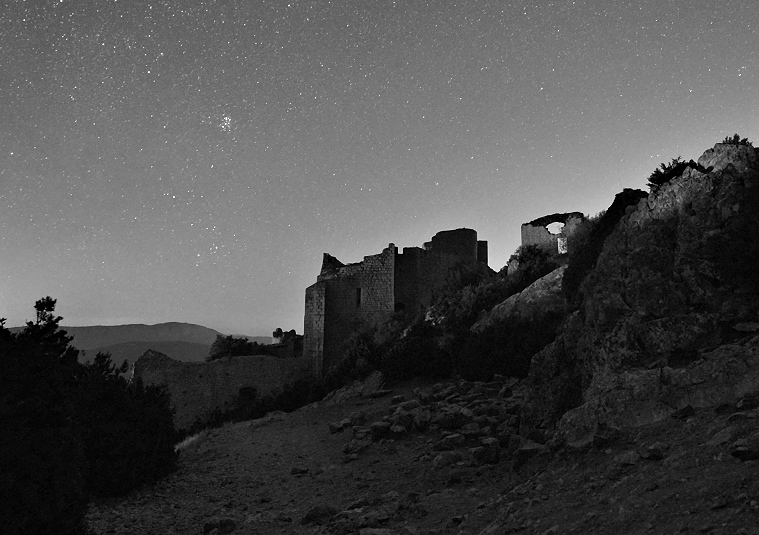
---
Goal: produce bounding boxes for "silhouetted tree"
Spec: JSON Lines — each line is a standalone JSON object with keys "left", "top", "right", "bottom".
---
{"left": 1, "top": 298, "right": 178, "bottom": 533}
{"left": 722, "top": 134, "right": 754, "bottom": 147}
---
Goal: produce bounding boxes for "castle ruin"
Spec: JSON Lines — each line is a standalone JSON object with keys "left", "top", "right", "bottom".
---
{"left": 304, "top": 228, "right": 488, "bottom": 376}
{"left": 521, "top": 212, "right": 585, "bottom": 255}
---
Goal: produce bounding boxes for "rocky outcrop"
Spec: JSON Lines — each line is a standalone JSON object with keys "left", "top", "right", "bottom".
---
{"left": 525, "top": 142, "right": 759, "bottom": 440}
{"left": 470, "top": 266, "right": 568, "bottom": 333}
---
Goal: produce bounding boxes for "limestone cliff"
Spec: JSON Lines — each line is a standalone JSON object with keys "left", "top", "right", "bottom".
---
{"left": 524, "top": 142, "right": 759, "bottom": 443}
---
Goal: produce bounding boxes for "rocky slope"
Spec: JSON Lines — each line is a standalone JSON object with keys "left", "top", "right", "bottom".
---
{"left": 525, "top": 142, "right": 759, "bottom": 444}
{"left": 86, "top": 373, "right": 759, "bottom": 534}
{"left": 85, "top": 142, "right": 759, "bottom": 534}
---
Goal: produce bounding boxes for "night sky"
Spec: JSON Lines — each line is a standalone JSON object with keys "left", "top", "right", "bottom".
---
{"left": 2, "top": 0, "right": 757, "bottom": 336}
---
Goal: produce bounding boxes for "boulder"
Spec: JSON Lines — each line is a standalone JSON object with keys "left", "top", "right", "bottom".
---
{"left": 370, "top": 421, "right": 392, "bottom": 441}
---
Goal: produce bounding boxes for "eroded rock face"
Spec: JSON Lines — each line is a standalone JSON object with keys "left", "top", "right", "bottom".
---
{"left": 525, "top": 142, "right": 759, "bottom": 437}
{"left": 470, "top": 266, "right": 568, "bottom": 333}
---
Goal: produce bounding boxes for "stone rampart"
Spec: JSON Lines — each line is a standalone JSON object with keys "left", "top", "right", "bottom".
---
{"left": 133, "top": 350, "right": 311, "bottom": 430}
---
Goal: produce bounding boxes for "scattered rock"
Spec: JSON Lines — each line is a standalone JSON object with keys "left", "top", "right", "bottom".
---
{"left": 203, "top": 518, "right": 236, "bottom": 534}
{"left": 434, "top": 433, "right": 465, "bottom": 451}
{"left": 471, "top": 437, "right": 500, "bottom": 464}
{"left": 642, "top": 442, "right": 668, "bottom": 460}
{"left": 432, "top": 450, "right": 465, "bottom": 469}
{"left": 730, "top": 437, "right": 759, "bottom": 461}
{"left": 706, "top": 427, "right": 736, "bottom": 447}
{"left": 672, "top": 405, "right": 696, "bottom": 420}
{"left": 389, "top": 424, "right": 408, "bottom": 439}
{"left": 351, "top": 411, "right": 369, "bottom": 426}
{"left": 301, "top": 505, "right": 339, "bottom": 526}
{"left": 413, "top": 410, "right": 432, "bottom": 432}
{"left": 371, "top": 421, "right": 392, "bottom": 441}
{"left": 513, "top": 439, "right": 548, "bottom": 469}
{"left": 344, "top": 438, "right": 371, "bottom": 455}
{"left": 615, "top": 450, "right": 639, "bottom": 466}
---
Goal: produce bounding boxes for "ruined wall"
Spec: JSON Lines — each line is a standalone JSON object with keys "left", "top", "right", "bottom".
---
{"left": 304, "top": 229, "right": 489, "bottom": 375}
{"left": 520, "top": 212, "right": 586, "bottom": 255}
{"left": 477, "top": 240, "right": 488, "bottom": 265}
{"left": 318, "top": 246, "right": 395, "bottom": 373}
{"left": 303, "top": 281, "right": 326, "bottom": 376}
{"left": 133, "top": 350, "right": 311, "bottom": 430}
{"left": 395, "top": 228, "right": 486, "bottom": 315}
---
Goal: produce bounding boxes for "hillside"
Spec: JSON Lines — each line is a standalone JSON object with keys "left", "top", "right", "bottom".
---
{"left": 85, "top": 139, "right": 759, "bottom": 534}
{"left": 86, "top": 375, "right": 759, "bottom": 534}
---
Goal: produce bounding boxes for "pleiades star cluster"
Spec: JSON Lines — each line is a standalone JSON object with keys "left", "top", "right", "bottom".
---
{"left": 1, "top": 0, "right": 757, "bottom": 334}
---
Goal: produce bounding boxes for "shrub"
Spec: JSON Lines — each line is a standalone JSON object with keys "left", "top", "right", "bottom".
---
{"left": 0, "top": 298, "right": 180, "bottom": 533}
{"left": 379, "top": 320, "right": 452, "bottom": 380}
{"left": 207, "top": 334, "right": 273, "bottom": 361}
{"left": 505, "top": 244, "right": 560, "bottom": 289}
{"left": 722, "top": 133, "right": 754, "bottom": 146}
{"left": 647, "top": 157, "right": 711, "bottom": 192}
{"left": 0, "top": 314, "right": 90, "bottom": 535}
{"left": 74, "top": 352, "right": 177, "bottom": 497}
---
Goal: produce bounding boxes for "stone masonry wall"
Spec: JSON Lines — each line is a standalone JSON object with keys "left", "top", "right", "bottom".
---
{"left": 397, "top": 228, "right": 483, "bottom": 314}
{"left": 304, "top": 229, "right": 489, "bottom": 376}
{"left": 520, "top": 212, "right": 586, "bottom": 255}
{"left": 319, "top": 246, "right": 395, "bottom": 373}
{"left": 133, "top": 350, "right": 311, "bottom": 430}
{"left": 303, "top": 281, "right": 326, "bottom": 376}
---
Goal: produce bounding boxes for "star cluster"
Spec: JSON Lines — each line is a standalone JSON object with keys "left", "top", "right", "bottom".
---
{"left": 2, "top": 0, "right": 757, "bottom": 334}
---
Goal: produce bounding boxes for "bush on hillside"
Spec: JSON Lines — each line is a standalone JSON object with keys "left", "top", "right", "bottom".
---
{"left": 0, "top": 307, "right": 90, "bottom": 535}
{"left": 647, "top": 157, "right": 711, "bottom": 192}
{"left": 207, "top": 334, "right": 273, "bottom": 361}
{"left": 74, "top": 352, "right": 177, "bottom": 497}
{"left": 722, "top": 133, "right": 754, "bottom": 146}
{"left": 505, "top": 244, "right": 559, "bottom": 286}
{"left": 0, "top": 298, "right": 179, "bottom": 533}
{"left": 379, "top": 320, "right": 452, "bottom": 380}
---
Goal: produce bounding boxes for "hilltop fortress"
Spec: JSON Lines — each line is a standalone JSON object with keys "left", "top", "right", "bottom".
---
{"left": 132, "top": 222, "right": 584, "bottom": 429}
{"left": 134, "top": 217, "right": 584, "bottom": 429}
{"left": 304, "top": 228, "right": 489, "bottom": 376}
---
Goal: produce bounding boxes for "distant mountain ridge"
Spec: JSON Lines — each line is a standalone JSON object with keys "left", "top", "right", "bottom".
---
{"left": 82, "top": 341, "right": 213, "bottom": 365}
{"left": 8, "top": 322, "right": 271, "bottom": 365}
{"left": 59, "top": 322, "right": 222, "bottom": 349}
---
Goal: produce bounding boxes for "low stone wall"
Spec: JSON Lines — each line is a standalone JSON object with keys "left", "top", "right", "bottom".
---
{"left": 132, "top": 350, "right": 312, "bottom": 430}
